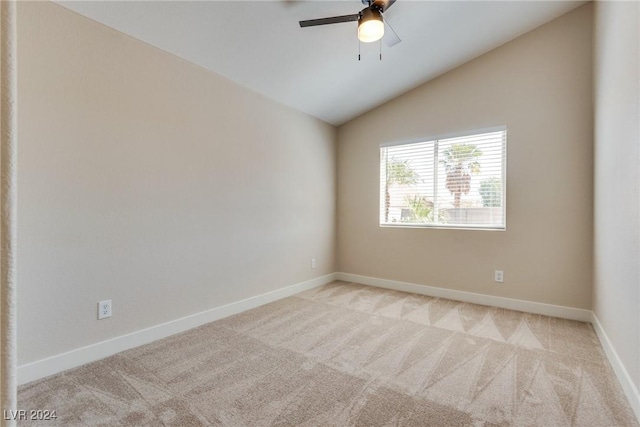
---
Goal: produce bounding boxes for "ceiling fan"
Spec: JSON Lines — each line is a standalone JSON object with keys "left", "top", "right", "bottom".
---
{"left": 299, "top": 0, "right": 401, "bottom": 47}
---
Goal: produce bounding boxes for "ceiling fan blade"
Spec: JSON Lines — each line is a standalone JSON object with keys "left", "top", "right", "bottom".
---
{"left": 299, "top": 14, "right": 359, "bottom": 28}
{"left": 383, "top": 17, "right": 401, "bottom": 47}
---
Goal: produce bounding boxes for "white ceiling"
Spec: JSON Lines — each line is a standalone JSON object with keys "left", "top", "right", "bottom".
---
{"left": 57, "top": 0, "right": 586, "bottom": 126}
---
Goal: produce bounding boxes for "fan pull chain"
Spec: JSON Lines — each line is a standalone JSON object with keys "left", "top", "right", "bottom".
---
{"left": 379, "top": 39, "right": 382, "bottom": 61}
{"left": 358, "top": 38, "right": 361, "bottom": 61}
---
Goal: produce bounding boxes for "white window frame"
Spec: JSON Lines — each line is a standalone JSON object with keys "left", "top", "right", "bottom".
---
{"left": 380, "top": 126, "right": 507, "bottom": 231}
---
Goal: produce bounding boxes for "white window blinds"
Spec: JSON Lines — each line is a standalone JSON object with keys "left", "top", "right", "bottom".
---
{"left": 380, "top": 128, "right": 506, "bottom": 230}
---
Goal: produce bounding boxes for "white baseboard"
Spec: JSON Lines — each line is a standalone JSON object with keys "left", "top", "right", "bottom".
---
{"left": 17, "top": 271, "right": 639, "bottom": 424}
{"left": 336, "top": 272, "right": 639, "bottom": 422}
{"left": 335, "top": 272, "right": 592, "bottom": 322}
{"left": 591, "top": 312, "right": 640, "bottom": 421}
{"left": 18, "top": 273, "right": 336, "bottom": 385}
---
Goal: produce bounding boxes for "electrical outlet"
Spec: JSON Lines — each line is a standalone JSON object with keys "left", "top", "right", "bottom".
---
{"left": 311, "top": 258, "right": 317, "bottom": 269}
{"left": 98, "top": 299, "right": 112, "bottom": 320}
{"left": 494, "top": 270, "right": 504, "bottom": 283}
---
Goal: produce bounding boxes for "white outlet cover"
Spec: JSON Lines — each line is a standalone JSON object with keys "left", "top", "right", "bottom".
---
{"left": 98, "top": 299, "right": 112, "bottom": 320}
{"left": 494, "top": 270, "right": 504, "bottom": 283}
{"left": 311, "top": 258, "right": 316, "bottom": 268}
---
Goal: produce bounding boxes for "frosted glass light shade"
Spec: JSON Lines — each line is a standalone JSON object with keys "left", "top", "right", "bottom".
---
{"left": 358, "top": 9, "right": 384, "bottom": 43}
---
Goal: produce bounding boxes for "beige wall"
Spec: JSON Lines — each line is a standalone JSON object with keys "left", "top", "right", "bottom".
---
{"left": 337, "top": 5, "right": 593, "bottom": 309}
{"left": 17, "top": 0, "right": 619, "bottom": 377}
{"left": 17, "top": 2, "right": 336, "bottom": 365}
{"left": 593, "top": 0, "right": 640, "bottom": 390}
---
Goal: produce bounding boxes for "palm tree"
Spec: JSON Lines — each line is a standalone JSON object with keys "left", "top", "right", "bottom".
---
{"left": 441, "top": 143, "right": 482, "bottom": 208}
{"left": 384, "top": 158, "right": 418, "bottom": 222}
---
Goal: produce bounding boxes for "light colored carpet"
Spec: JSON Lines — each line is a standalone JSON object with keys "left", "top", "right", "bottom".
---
{"left": 18, "top": 281, "right": 638, "bottom": 426}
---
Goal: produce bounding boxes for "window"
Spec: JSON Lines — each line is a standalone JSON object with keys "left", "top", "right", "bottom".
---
{"left": 380, "top": 128, "right": 506, "bottom": 230}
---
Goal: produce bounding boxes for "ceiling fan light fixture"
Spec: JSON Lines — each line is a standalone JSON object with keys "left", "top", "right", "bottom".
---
{"left": 358, "top": 8, "right": 384, "bottom": 43}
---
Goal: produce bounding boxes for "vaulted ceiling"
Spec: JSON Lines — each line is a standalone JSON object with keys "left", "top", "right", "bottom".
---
{"left": 57, "top": 1, "right": 586, "bottom": 126}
